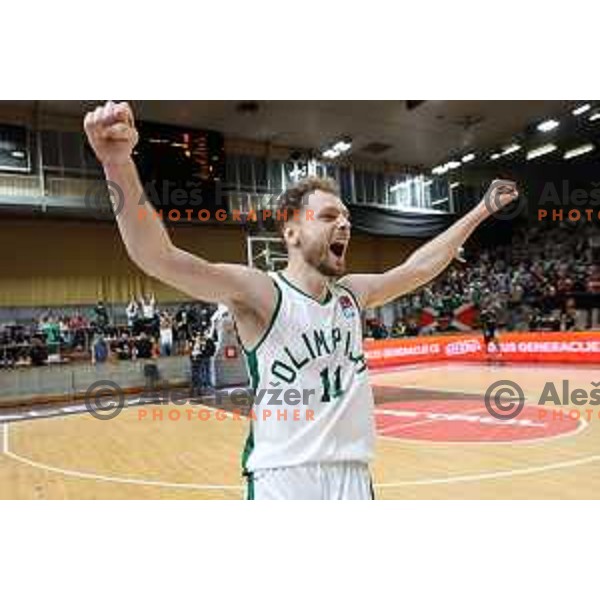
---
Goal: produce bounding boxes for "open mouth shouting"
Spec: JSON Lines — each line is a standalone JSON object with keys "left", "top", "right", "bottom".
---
{"left": 328, "top": 239, "right": 349, "bottom": 263}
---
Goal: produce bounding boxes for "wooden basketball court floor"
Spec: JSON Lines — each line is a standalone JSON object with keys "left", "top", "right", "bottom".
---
{"left": 2, "top": 362, "right": 600, "bottom": 499}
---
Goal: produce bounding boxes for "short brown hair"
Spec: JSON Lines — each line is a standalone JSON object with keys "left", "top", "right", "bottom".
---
{"left": 276, "top": 176, "right": 340, "bottom": 233}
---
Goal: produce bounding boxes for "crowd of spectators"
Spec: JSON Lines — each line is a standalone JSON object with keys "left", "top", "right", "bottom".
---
{"left": 1, "top": 312, "right": 92, "bottom": 368}
{"left": 366, "top": 220, "right": 599, "bottom": 338}
{"left": 0, "top": 295, "right": 217, "bottom": 369}
{"left": 3, "top": 221, "right": 598, "bottom": 360}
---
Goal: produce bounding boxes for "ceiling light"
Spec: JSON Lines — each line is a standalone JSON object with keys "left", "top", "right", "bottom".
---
{"left": 490, "top": 153, "right": 501, "bottom": 160}
{"left": 322, "top": 149, "right": 340, "bottom": 159}
{"left": 526, "top": 143, "right": 557, "bottom": 160}
{"left": 332, "top": 141, "right": 352, "bottom": 153}
{"left": 589, "top": 113, "right": 600, "bottom": 122}
{"left": 461, "top": 153, "right": 475, "bottom": 163}
{"left": 501, "top": 144, "right": 521, "bottom": 156}
{"left": 563, "top": 143, "right": 595, "bottom": 160}
{"left": 572, "top": 104, "right": 591, "bottom": 116}
{"left": 537, "top": 119, "right": 559, "bottom": 132}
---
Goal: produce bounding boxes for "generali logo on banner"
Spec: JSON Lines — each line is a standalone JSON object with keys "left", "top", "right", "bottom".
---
{"left": 364, "top": 332, "right": 600, "bottom": 368}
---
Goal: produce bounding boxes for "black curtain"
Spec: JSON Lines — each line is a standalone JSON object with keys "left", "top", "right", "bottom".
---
{"left": 349, "top": 205, "right": 455, "bottom": 239}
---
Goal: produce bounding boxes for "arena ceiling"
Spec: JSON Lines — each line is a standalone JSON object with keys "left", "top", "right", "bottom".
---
{"left": 5, "top": 100, "right": 575, "bottom": 168}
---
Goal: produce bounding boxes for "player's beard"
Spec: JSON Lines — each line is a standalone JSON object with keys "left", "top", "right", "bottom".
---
{"left": 317, "top": 255, "right": 345, "bottom": 277}
{"left": 303, "top": 241, "right": 346, "bottom": 277}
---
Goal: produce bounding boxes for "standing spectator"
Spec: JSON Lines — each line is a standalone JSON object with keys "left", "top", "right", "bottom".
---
{"left": 91, "top": 332, "right": 110, "bottom": 365}
{"left": 29, "top": 335, "right": 48, "bottom": 367}
{"left": 41, "top": 316, "right": 61, "bottom": 355}
{"left": 126, "top": 296, "right": 139, "bottom": 329}
{"left": 190, "top": 332, "right": 203, "bottom": 395}
{"left": 59, "top": 316, "right": 71, "bottom": 348}
{"left": 159, "top": 311, "right": 174, "bottom": 356}
{"left": 140, "top": 293, "right": 157, "bottom": 336}
{"left": 175, "top": 304, "right": 190, "bottom": 354}
{"left": 190, "top": 331, "right": 215, "bottom": 393}
{"left": 69, "top": 311, "right": 88, "bottom": 351}
{"left": 140, "top": 293, "right": 156, "bottom": 320}
{"left": 94, "top": 300, "right": 109, "bottom": 332}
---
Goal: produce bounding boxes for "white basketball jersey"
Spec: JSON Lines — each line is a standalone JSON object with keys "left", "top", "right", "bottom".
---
{"left": 240, "top": 272, "right": 375, "bottom": 473}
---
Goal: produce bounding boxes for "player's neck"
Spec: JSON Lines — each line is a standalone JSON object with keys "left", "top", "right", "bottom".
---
{"left": 282, "top": 261, "right": 330, "bottom": 302}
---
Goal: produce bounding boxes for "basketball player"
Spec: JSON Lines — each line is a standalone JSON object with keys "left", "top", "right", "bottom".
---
{"left": 84, "top": 101, "right": 519, "bottom": 500}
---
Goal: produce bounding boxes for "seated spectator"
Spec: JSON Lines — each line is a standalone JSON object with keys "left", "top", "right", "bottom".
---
{"left": 115, "top": 332, "right": 132, "bottom": 360}
{"left": 371, "top": 320, "right": 388, "bottom": 340}
{"left": 560, "top": 298, "right": 578, "bottom": 331}
{"left": 561, "top": 309, "right": 577, "bottom": 331}
{"left": 587, "top": 266, "right": 600, "bottom": 293}
{"left": 404, "top": 319, "right": 420, "bottom": 337}
{"left": 29, "top": 336, "right": 48, "bottom": 367}
{"left": 390, "top": 318, "right": 406, "bottom": 338}
{"left": 133, "top": 332, "right": 153, "bottom": 360}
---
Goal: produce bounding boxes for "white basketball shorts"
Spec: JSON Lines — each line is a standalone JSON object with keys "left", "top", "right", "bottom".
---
{"left": 245, "top": 461, "right": 375, "bottom": 500}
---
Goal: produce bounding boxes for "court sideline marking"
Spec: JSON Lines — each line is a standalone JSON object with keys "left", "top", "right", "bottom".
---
{"left": 3, "top": 419, "right": 600, "bottom": 492}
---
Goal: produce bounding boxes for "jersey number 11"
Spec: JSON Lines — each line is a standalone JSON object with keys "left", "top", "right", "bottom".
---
{"left": 319, "top": 365, "right": 344, "bottom": 402}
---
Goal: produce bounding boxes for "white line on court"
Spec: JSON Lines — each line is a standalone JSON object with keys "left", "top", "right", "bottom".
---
{"left": 3, "top": 419, "right": 599, "bottom": 492}
{"left": 375, "top": 453, "right": 600, "bottom": 488}
{"left": 2, "top": 421, "right": 243, "bottom": 492}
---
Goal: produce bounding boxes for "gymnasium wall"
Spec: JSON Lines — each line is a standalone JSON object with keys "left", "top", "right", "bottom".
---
{"left": 0, "top": 218, "right": 421, "bottom": 307}
{"left": 0, "top": 219, "right": 246, "bottom": 307}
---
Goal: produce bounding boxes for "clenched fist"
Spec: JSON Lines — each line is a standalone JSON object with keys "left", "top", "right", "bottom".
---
{"left": 84, "top": 101, "right": 139, "bottom": 166}
{"left": 482, "top": 179, "right": 519, "bottom": 214}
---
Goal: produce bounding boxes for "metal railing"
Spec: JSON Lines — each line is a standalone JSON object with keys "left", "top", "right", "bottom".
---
{"left": 0, "top": 156, "right": 454, "bottom": 215}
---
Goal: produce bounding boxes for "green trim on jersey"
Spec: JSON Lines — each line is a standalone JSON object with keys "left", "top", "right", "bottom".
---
{"left": 278, "top": 272, "right": 333, "bottom": 305}
{"left": 241, "top": 356, "right": 258, "bottom": 480}
{"left": 241, "top": 424, "right": 254, "bottom": 474}
{"left": 246, "top": 474, "right": 255, "bottom": 500}
{"left": 245, "top": 350, "right": 260, "bottom": 392}
{"left": 240, "top": 277, "right": 282, "bottom": 484}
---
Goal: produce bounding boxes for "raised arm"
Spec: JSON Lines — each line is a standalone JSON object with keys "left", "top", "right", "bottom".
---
{"left": 83, "top": 102, "right": 276, "bottom": 328}
{"left": 340, "top": 180, "right": 519, "bottom": 309}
